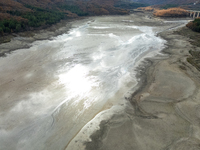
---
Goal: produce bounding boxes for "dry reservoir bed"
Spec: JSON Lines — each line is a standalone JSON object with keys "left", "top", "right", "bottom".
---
{"left": 0, "top": 12, "right": 199, "bottom": 150}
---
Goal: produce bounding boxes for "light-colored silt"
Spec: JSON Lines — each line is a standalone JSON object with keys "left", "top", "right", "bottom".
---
{"left": 0, "top": 14, "right": 188, "bottom": 150}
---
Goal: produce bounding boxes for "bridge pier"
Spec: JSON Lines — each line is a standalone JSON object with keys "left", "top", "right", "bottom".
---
{"left": 193, "top": 12, "right": 196, "bottom": 18}
{"left": 188, "top": 10, "right": 200, "bottom": 19}
{"left": 190, "top": 12, "right": 192, "bottom": 17}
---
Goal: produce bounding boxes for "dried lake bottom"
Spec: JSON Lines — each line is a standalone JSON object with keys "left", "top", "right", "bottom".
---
{"left": 0, "top": 13, "right": 198, "bottom": 150}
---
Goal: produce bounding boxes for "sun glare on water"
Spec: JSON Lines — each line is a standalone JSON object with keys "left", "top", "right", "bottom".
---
{"left": 76, "top": 31, "right": 81, "bottom": 37}
{"left": 58, "top": 65, "right": 97, "bottom": 99}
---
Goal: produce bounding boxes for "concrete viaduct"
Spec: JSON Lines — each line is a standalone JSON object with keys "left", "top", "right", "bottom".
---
{"left": 188, "top": 10, "right": 200, "bottom": 19}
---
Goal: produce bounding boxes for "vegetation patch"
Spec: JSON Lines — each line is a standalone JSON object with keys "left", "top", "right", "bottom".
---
{"left": 138, "top": 6, "right": 189, "bottom": 17}
{"left": 0, "top": 5, "right": 67, "bottom": 34}
{"left": 186, "top": 18, "right": 200, "bottom": 32}
{"left": 153, "top": 8, "right": 189, "bottom": 17}
{"left": 0, "top": 1, "right": 129, "bottom": 36}
{"left": 23, "top": 5, "right": 65, "bottom": 27}
{"left": 0, "top": 19, "right": 26, "bottom": 34}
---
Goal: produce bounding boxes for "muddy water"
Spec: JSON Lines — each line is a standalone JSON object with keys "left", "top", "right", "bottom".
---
{"left": 0, "top": 15, "right": 185, "bottom": 150}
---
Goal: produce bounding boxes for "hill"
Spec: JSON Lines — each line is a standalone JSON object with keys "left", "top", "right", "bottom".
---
{"left": 132, "top": 0, "right": 198, "bottom": 5}
{"left": 133, "top": 0, "right": 200, "bottom": 10}
{"left": 0, "top": 0, "right": 132, "bottom": 35}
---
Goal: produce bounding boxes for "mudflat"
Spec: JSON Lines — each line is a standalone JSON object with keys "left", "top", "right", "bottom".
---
{"left": 0, "top": 11, "right": 200, "bottom": 150}
{"left": 82, "top": 16, "right": 200, "bottom": 150}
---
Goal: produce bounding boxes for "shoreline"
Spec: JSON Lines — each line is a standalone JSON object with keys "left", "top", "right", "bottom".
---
{"left": 0, "top": 11, "right": 191, "bottom": 56}
{"left": 0, "top": 17, "right": 87, "bottom": 44}
{"left": 0, "top": 17, "right": 90, "bottom": 56}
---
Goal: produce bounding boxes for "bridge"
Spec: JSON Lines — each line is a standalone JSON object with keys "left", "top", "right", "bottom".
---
{"left": 187, "top": 10, "right": 200, "bottom": 19}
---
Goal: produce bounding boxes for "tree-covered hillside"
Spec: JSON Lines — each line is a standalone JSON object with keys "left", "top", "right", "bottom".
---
{"left": 0, "top": 0, "right": 131, "bottom": 35}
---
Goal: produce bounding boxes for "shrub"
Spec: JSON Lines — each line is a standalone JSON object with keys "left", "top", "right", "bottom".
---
{"left": 186, "top": 18, "right": 200, "bottom": 32}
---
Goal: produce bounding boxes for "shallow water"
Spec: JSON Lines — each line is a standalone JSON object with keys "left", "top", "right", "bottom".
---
{"left": 0, "top": 15, "right": 175, "bottom": 150}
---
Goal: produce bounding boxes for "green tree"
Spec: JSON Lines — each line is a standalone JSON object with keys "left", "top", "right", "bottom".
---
{"left": 5, "top": 27, "right": 10, "bottom": 33}
{"left": 3, "top": 20, "right": 9, "bottom": 27}
{"left": 16, "top": 24, "right": 21, "bottom": 32}
{"left": 9, "top": 20, "right": 16, "bottom": 29}
{"left": 0, "top": 27, "right": 3, "bottom": 35}
{"left": 0, "top": 24, "right": 5, "bottom": 31}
